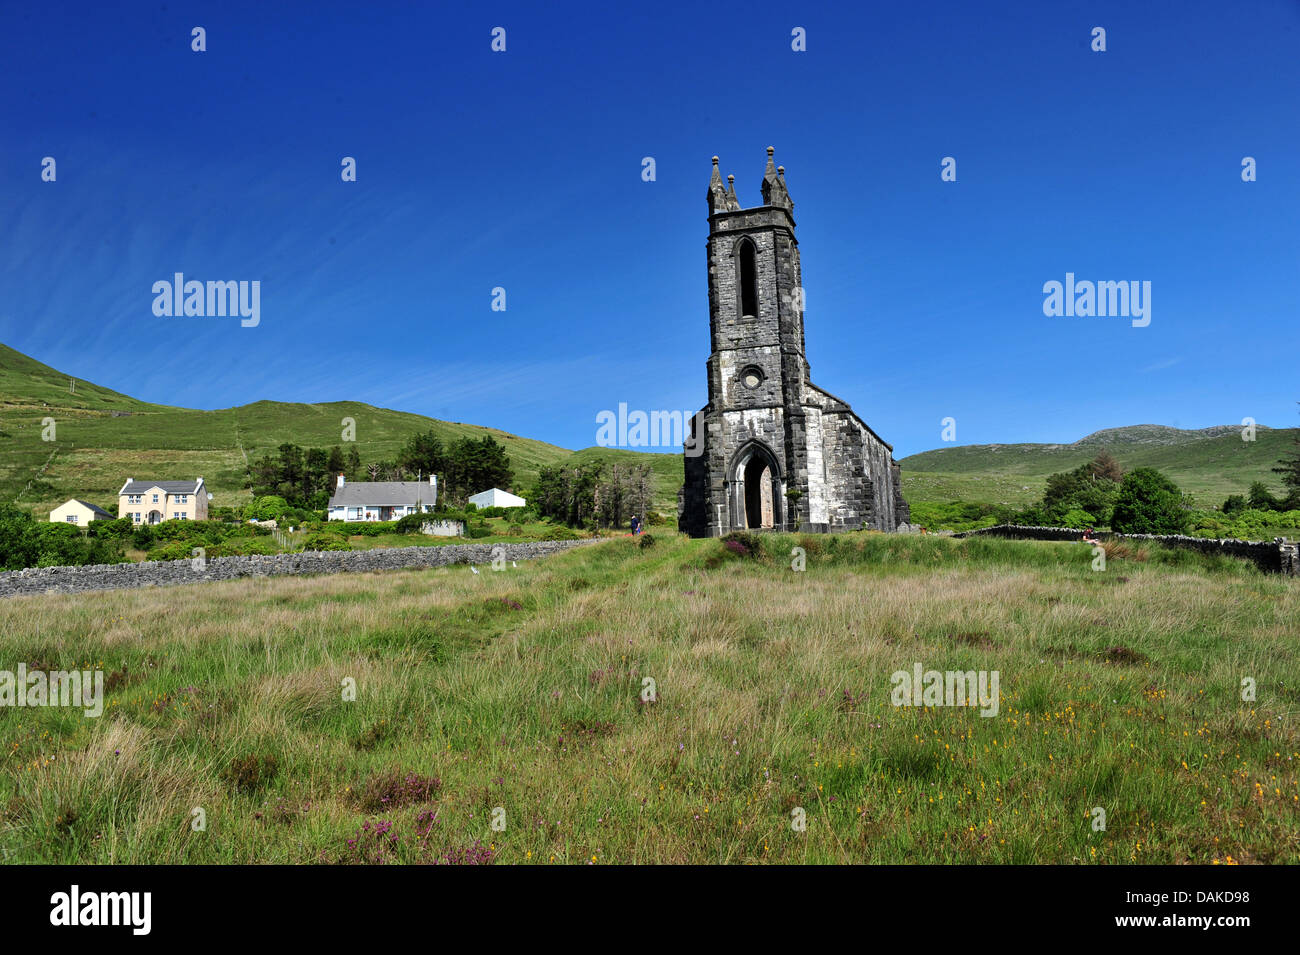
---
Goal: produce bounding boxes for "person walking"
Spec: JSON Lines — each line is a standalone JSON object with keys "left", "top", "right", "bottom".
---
{"left": 630, "top": 514, "right": 641, "bottom": 536}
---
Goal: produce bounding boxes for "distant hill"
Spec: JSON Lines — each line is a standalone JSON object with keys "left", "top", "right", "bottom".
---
{"left": 899, "top": 424, "right": 1297, "bottom": 508}
{"left": 0, "top": 344, "right": 681, "bottom": 518}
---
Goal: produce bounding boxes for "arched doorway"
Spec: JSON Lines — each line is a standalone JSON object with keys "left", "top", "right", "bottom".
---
{"left": 729, "top": 442, "right": 782, "bottom": 530}
{"left": 147, "top": 510, "right": 162, "bottom": 525}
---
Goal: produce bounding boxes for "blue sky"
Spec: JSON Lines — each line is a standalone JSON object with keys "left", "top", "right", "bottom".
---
{"left": 2, "top": 0, "right": 1297, "bottom": 458}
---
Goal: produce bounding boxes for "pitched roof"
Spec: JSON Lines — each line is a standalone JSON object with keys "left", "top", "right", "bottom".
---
{"left": 60, "top": 499, "right": 113, "bottom": 517}
{"left": 121, "top": 479, "right": 203, "bottom": 495}
{"left": 329, "top": 481, "right": 436, "bottom": 508}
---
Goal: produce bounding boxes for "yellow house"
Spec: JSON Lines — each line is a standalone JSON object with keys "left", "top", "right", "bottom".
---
{"left": 50, "top": 499, "right": 114, "bottom": 525}
{"left": 117, "top": 477, "right": 208, "bottom": 524}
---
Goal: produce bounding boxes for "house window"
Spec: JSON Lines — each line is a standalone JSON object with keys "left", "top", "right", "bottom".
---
{"left": 738, "top": 238, "right": 758, "bottom": 318}
{"left": 66, "top": 515, "right": 78, "bottom": 523}
{"left": 132, "top": 512, "right": 141, "bottom": 523}
{"left": 177, "top": 513, "right": 187, "bottom": 520}
{"left": 177, "top": 494, "right": 187, "bottom": 504}
{"left": 152, "top": 494, "right": 159, "bottom": 503}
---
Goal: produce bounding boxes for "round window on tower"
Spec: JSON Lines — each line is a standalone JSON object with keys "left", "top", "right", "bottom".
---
{"left": 740, "top": 366, "right": 765, "bottom": 390}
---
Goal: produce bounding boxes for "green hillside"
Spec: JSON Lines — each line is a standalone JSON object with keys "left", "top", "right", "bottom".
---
{"left": 0, "top": 344, "right": 682, "bottom": 518}
{"left": 900, "top": 424, "right": 1298, "bottom": 509}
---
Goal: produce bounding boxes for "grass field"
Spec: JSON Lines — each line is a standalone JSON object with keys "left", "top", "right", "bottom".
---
{"left": 1, "top": 532, "right": 1295, "bottom": 864}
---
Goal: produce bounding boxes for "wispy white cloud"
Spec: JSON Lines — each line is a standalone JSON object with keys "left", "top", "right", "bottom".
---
{"left": 1141, "top": 356, "right": 1184, "bottom": 373}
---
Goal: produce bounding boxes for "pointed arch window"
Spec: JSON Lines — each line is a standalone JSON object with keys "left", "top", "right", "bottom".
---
{"left": 738, "top": 238, "right": 758, "bottom": 318}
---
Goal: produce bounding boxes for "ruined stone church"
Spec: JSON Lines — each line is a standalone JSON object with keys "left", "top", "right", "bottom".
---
{"left": 679, "top": 148, "right": 910, "bottom": 537}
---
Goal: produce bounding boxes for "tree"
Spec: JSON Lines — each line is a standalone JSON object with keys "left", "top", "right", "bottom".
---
{"left": 397, "top": 429, "right": 446, "bottom": 480}
{"left": 532, "top": 465, "right": 569, "bottom": 522}
{"left": 533, "top": 461, "right": 651, "bottom": 529}
{"left": 1110, "top": 468, "right": 1190, "bottom": 534}
{"left": 249, "top": 452, "right": 281, "bottom": 498}
{"left": 326, "top": 445, "right": 346, "bottom": 479}
{"left": 0, "top": 504, "right": 38, "bottom": 570}
{"left": 1271, "top": 406, "right": 1300, "bottom": 508}
{"left": 248, "top": 495, "right": 289, "bottom": 521}
{"left": 443, "top": 436, "right": 513, "bottom": 499}
{"left": 301, "top": 446, "right": 327, "bottom": 488}
{"left": 1088, "top": 451, "right": 1124, "bottom": 483}
{"left": 345, "top": 445, "right": 362, "bottom": 481}
{"left": 1248, "top": 481, "right": 1280, "bottom": 512}
{"left": 250, "top": 442, "right": 334, "bottom": 507}
{"left": 1221, "top": 494, "right": 1246, "bottom": 515}
{"left": 277, "top": 443, "right": 306, "bottom": 501}
{"left": 1034, "top": 454, "right": 1123, "bottom": 527}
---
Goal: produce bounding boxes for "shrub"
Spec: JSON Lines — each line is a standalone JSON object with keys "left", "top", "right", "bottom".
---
{"left": 356, "top": 769, "right": 441, "bottom": 813}
{"left": 720, "top": 531, "right": 763, "bottom": 558}
{"left": 87, "top": 517, "right": 134, "bottom": 540}
{"left": 302, "top": 533, "right": 350, "bottom": 552}
{"left": 1247, "top": 481, "right": 1282, "bottom": 512}
{"left": 541, "top": 524, "right": 579, "bottom": 541}
{"left": 278, "top": 507, "right": 313, "bottom": 528}
{"left": 1060, "top": 508, "right": 1098, "bottom": 529}
{"left": 1110, "top": 468, "right": 1190, "bottom": 535}
{"left": 221, "top": 754, "right": 278, "bottom": 794}
{"left": 639, "top": 533, "right": 656, "bottom": 549}
{"left": 907, "top": 500, "right": 1008, "bottom": 533}
{"left": 326, "top": 521, "right": 398, "bottom": 537}
{"left": 1222, "top": 494, "right": 1246, "bottom": 515}
{"left": 248, "top": 495, "right": 290, "bottom": 521}
{"left": 146, "top": 540, "right": 196, "bottom": 562}
{"left": 208, "top": 537, "right": 280, "bottom": 557}
{"left": 393, "top": 513, "right": 428, "bottom": 535}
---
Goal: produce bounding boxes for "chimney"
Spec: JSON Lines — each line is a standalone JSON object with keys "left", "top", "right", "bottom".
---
{"left": 337, "top": 474, "right": 345, "bottom": 488}
{"left": 429, "top": 474, "right": 436, "bottom": 486}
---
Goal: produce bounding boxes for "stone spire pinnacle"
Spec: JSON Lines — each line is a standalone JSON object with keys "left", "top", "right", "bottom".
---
{"left": 708, "top": 156, "right": 741, "bottom": 212}
{"left": 760, "top": 145, "right": 793, "bottom": 211}
{"left": 707, "top": 156, "right": 727, "bottom": 213}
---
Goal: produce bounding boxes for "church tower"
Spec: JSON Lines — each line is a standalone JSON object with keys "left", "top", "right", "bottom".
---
{"left": 680, "top": 148, "right": 909, "bottom": 537}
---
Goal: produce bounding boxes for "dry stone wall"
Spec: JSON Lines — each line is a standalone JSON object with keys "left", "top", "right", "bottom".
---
{"left": 0, "top": 539, "right": 599, "bottom": 599}
{"left": 955, "top": 525, "right": 1298, "bottom": 575}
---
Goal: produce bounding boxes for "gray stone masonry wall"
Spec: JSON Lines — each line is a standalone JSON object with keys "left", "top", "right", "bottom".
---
{"left": 0, "top": 539, "right": 600, "bottom": 599}
{"left": 953, "top": 525, "right": 1298, "bottom": 575}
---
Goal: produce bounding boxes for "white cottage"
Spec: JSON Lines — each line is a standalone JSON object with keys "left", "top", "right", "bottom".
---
{"left": 327, "top": 474, "right": 438, "bottom": 522}
{"left": 467, "top": 487, "right": 526, "bottom": 509}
